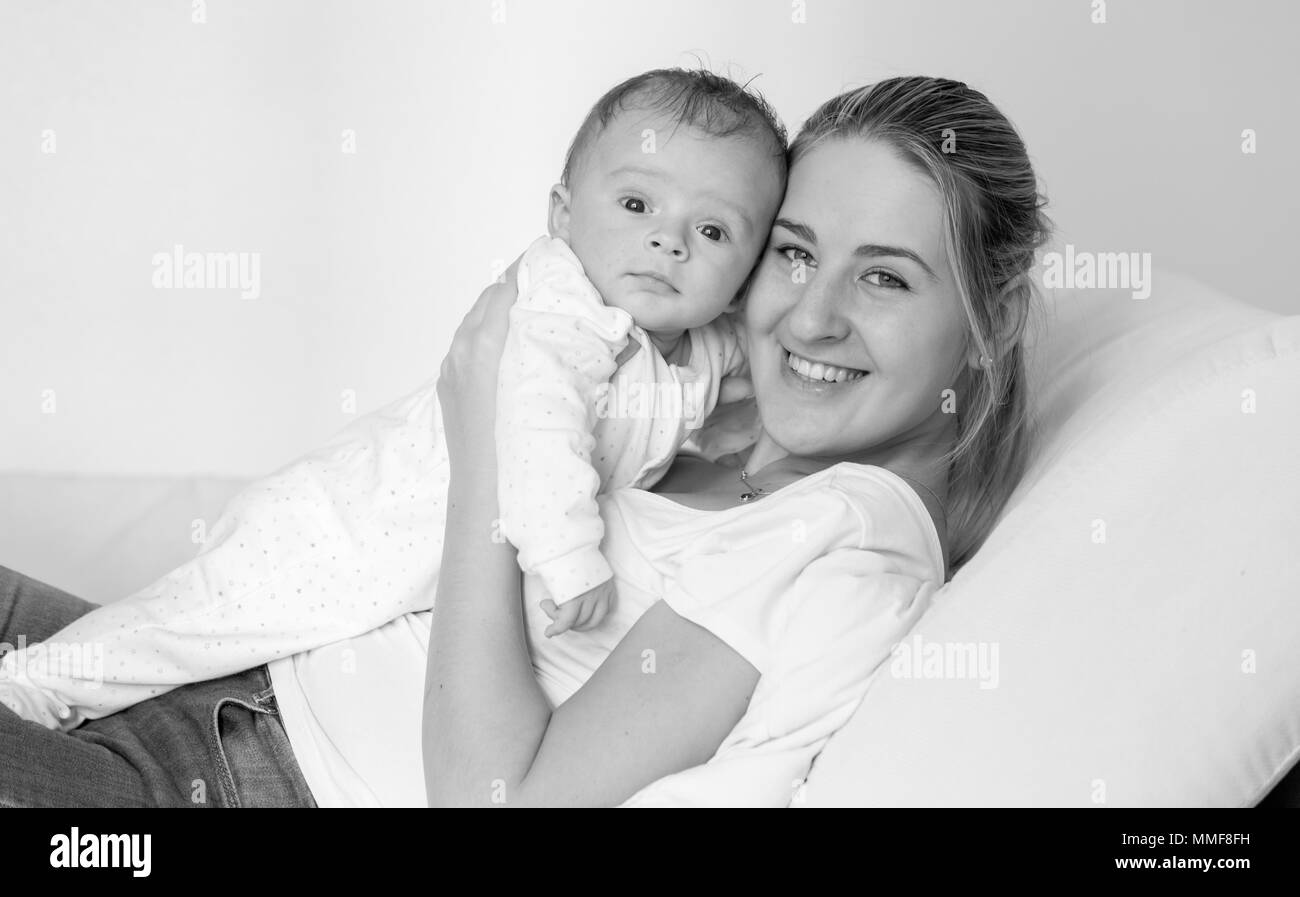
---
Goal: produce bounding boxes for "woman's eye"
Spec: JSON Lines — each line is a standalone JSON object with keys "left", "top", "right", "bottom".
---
{"left": 776, "top": 245, "right": 813, "bottom": 266}
{"left": 863, "top": 269, "right": 909, "bottom": 290}
{"left": 621, "top": 197, "right": 647, "bottom": 213}
{"left": 698, "top": 224, "right": 725, "bottom": 242}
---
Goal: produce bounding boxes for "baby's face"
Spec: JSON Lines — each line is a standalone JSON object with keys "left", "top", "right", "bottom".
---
{"left": 551, "top": 109, "right": 785, "bottom": 338}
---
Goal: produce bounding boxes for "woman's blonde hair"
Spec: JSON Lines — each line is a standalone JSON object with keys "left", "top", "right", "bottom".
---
{"left": 789, "top": 76, "right": 1052, "bottom": 574}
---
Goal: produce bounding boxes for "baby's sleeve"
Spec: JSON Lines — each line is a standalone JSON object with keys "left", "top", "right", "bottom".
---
{"left": 496, "top": 238, "right": 635, "bottom": 606}
{"left": 620, "top": 547, "right": 934, "bottom": 807}
{"left": 680, "top": 312, "right": 760, "bottom": 461}
{"left": 709, "top": 310, "right": 752, "bottom": 396}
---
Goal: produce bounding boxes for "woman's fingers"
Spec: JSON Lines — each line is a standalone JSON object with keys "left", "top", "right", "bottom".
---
{"left": 457, "top": 281, "right": 512, "bottom": 342}
{"left": 500, "top": 250, "right": 526, "bottom": 290}
{"left": 438, "top": 276, "right": 519, "bottom": 405}
{"left": 480, "top": 281, "right": 516, "bottom": 339}
{"left": 449, "top": 278, "right": 516, "bottom": 369}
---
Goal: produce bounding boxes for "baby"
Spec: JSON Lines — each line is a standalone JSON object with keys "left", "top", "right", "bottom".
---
{"left": 499, "top": 68, "right": 787, "bottom": 635}
{"left": 0, "top": 68, "right": 787, "bottom": 730}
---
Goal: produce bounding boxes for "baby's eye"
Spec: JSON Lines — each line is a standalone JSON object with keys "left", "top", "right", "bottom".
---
{"left": 698, "top": 224, "right": 726, "bottom": 242}
{"left": 621, "top": 197, "right": 647, "bottom": 213}
{"left": 862, "top": 269, "right": 910, "bottom": 290}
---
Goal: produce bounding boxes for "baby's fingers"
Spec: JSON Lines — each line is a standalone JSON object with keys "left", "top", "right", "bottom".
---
{"left": 575, "top": 597, "right": 609, "bottom": 633}
{"left": 718, "top": 374, "right": 754, "bottom": 404}
{"left": 573, "top": 595, "right": 599, "bottom": 630}
{"left": 544, "top": 600, "right": 582, "bottom": 638}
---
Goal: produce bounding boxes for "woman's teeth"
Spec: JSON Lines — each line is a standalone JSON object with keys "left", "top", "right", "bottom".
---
{"left": 785, "top": 350, "right": 867, "bottom": 383}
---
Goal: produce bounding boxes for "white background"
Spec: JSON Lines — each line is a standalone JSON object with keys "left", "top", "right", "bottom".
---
{"left": 2, "top": 0, "right": 1295, "bottom": 479}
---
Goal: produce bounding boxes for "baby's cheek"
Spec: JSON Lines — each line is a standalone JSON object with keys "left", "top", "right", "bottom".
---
{"left": 699, "top": 264, "right": 745, "bottom": 308}
{"left": 568, "top": 244, "right": 608, "bottom": 290}
{"left": 584, "top": 262, "right": 616, "bottom": 299}
{"left": 586, "top": 268, "right": 621, "bottom": 305}
{"left": 565, "top": 229, "right": 605, "bottom": 280}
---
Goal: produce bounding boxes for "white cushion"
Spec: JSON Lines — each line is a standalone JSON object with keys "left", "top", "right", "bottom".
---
{"left": 800, "top": 270, "right": 1300, "bottom": 807}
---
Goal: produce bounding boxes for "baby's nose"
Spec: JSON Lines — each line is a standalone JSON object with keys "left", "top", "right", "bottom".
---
{"left": 646, "top": 229, "right": 688, "bottom": 259}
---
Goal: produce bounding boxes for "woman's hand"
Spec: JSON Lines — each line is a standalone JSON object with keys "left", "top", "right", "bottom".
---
{"left": 436, "top": 255, "right": 522, "bottom": 469}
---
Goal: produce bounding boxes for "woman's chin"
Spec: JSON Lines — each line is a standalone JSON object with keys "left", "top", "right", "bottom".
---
{"left": 757, "top": 402, "right": 854, "bottom": 457}
{"left": 757, "top": 364, "right": 870, "bottom": 432}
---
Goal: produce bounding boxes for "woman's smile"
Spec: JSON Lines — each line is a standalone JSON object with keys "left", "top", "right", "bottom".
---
{"left": 783, "top": 347, "right": 869, "bottom": 382}
{"left": 779, "top": 346, "right": 870, "bottom": 394}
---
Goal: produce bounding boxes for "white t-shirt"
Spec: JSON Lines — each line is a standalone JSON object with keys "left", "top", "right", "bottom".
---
{"left": 268, "top": 462, "right": 945, "bottom": 807}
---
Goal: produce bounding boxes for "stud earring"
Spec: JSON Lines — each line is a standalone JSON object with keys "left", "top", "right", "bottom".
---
{"left": 978, "top": 354, "right": 994, "bottom": 368}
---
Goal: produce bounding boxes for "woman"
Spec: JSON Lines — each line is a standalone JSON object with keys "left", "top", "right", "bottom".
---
{"left": 424, "top": 76, "right": 1046, "bottom": 806}
{"left": 0, "top": 76, "right": 1047, "bottom": 807}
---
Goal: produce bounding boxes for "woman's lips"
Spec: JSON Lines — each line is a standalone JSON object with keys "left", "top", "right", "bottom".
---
{"left": 780, "top": 348, "right": 870, "bottom": 391}
{"left": 785, "top": 343, "right": 868, "bottom": 382}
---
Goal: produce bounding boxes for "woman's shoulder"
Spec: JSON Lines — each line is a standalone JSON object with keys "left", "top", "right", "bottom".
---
{"left": 822, "top": 463, "right": 949, "bottom": 580}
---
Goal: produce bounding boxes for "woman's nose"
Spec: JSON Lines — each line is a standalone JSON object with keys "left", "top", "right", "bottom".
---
{"left": 786, "top": 274, "right": 851, "bottom": 343}
{"left": 645, "top": 225, "right": 688, "bottom": 261}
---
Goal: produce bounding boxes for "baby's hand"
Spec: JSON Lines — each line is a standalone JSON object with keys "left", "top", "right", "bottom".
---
{"left": 718, "top": 373, "right": 754, "bottom": 404}
{"left": 540, "top": 579, "right": 616, "bottom": 638}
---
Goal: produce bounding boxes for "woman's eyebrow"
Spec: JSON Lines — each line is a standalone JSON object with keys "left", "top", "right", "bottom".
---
{"left": 774, "top": 218, "right": 939, "bottom": 282}
{"left": 774, "top": 217, "right": 815, "bottom": 243}
{"left": 853, "top": 243, "right": 940, "bottom": 282}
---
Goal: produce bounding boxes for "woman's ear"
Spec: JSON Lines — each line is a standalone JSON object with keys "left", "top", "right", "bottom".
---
{"left": 996, "top": 273, "right": 1032, "bottom": 349}
{"left": 966, "top": 273, "right": 1032, "bottom": 370}
{"left": 548, "top": 184, "right": 573, "bottom": 240}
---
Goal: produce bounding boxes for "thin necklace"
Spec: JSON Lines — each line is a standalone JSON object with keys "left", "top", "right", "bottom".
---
{"left": 738, "top": 468, "right": 767, "bottom": 502}
{"left": 739, "top": 466, "right": 948, "bottom": 522}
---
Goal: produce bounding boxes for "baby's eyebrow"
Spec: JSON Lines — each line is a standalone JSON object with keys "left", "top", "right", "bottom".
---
{"left": 608, "top": 164, "right": 665, "bottom": 181}
{"left": 607, "top": 164, "right": 753, "bottom": 238}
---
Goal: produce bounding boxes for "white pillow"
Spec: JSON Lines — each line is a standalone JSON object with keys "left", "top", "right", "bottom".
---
{"left": 799, "top": 270, "right": 1300, "bottom": 807}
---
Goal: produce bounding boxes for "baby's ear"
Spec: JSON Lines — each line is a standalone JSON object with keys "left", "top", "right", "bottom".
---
{"left": 547, "top": 183, "right": 573, "bottom": 240}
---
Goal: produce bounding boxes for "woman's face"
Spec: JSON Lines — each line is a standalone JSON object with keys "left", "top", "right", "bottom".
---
{"left": 745, "top": 137, "right": 972, "bottom": 463}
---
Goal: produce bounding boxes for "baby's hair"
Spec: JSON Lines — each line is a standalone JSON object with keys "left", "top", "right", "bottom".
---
{"left": 560, "top": 67, "right": 788, "bottom": 188}
{"left": 789, "top": 76, "right": 1053, "bottom": 575}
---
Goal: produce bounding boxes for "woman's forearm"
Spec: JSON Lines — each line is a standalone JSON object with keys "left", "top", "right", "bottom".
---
{"left": 422, "top": 455, "right": 553, "bottom": 807}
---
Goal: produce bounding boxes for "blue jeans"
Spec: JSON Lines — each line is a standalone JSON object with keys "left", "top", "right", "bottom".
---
{"left": 0, "top": 565, "right": 317, "bottom": 807}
